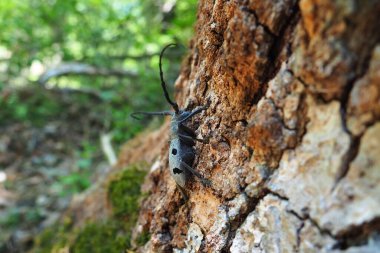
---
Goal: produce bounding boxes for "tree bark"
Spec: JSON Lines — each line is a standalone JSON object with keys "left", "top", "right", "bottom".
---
{"left": 129, "top": 0, "right": 380, "bottom": 252}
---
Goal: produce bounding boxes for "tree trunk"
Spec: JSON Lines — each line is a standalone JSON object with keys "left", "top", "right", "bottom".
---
{"left": 131, "top": 0, "right": 380, "bottom": 252}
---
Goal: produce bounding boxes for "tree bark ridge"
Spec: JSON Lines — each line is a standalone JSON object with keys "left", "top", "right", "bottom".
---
{"left": 122, "top": 1, "right": 380, "bottom": 252}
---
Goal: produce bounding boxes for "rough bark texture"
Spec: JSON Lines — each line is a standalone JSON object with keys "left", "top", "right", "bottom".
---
{"left": 123, "top": 1, "right": 380, "bottom": 252}
{"left": 64, "top": 1, "right": 380, "bottom": 252}
{"left": 53, "top": 0, "right": 380, "bottom": 252}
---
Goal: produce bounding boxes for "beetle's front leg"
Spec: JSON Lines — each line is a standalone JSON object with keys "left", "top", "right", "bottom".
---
{"left": 180, "top": 124, "right": 209, "bottom": 144}
{"left": 178, "top": 133, "right": 208, "bottom": 144}
{"left": 180, "top": 161, "right": 212, "bottom": 187}
{"left": 176, "top": 184, "right": 188, "bottom": 201}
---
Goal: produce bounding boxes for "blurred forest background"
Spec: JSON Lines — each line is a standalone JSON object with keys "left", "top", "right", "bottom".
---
{"left": 0, "top": 0, "right": 197, "bottom": 250}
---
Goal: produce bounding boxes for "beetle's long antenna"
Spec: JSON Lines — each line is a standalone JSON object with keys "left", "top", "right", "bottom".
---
{"left": 160, "top": 44, "right": 179, "bottom": 113}
{"left": 131, "top": 111, "right": 173, "bottom": 120}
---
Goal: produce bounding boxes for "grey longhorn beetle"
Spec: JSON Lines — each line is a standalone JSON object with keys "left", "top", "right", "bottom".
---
{"left": 131, "top": 44, "right": 211, "bottom": 200}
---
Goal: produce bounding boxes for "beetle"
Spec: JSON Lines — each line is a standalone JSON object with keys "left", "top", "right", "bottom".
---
{"left": 131, "top": 44, "right": 211, "bottom": 200}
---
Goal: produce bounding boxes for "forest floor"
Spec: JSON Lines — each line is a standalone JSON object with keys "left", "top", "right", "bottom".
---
{"left": 0, "top": 89, "right": 111, "bottom": 252}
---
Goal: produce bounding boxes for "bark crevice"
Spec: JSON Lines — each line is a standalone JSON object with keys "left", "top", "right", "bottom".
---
{"left": 130, "top": 1, "right": 380, "bottom": 251}
{"left": 334, "top": 43, "right": 378, "bottom": 188}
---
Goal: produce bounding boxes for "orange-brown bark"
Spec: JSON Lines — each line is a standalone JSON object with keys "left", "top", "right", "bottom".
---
{"left": 69, "top": 1, "right": 380, "bottom": 252}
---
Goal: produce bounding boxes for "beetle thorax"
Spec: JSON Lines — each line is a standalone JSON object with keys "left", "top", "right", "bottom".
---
{"left": 170, "top": 110, "right": 191, "bottom": 137}
{"left": 170, "top": 116, "right": 179, "bottom": 136}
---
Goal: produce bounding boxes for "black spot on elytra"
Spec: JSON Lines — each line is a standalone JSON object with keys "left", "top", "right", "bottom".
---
{"left": 173, "top": 167, "right": 182, "bottom": 174}
{"left": 172, "top": 148, "right": 177, "bottom": 155}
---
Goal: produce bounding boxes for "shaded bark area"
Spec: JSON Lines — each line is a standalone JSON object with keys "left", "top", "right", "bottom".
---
{"left": 128, "top": 0, "right": 380, "bottom": 252}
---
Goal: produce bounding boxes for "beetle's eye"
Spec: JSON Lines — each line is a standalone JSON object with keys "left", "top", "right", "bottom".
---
{"left": 172, "top": 148, "right": 177, "bottom": 155}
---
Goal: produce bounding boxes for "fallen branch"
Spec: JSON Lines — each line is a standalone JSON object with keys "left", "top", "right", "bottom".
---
{"left": 45, "top": 86, "right": 104, "bottom": 100}
{"left": 100, "top": 133, "right": 117, "bottom": 166}
{"left": 38, "top": 62, "right": 137, "bottom": 85}
{"left": 108, "top": 52, "right": 159, "bottom": 60}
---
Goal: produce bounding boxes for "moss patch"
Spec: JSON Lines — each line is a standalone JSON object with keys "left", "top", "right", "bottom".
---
{"left": 107, "top": 165, "right": 147, "bottom": 218}
{"left": 71, "top": 222, "right": 129, "bottom": 253}
{"left": 136, "top": 230, "right": 151, "bottom": 246}
{"left": 31, "top": 164, "right": 149, "bottom": 252}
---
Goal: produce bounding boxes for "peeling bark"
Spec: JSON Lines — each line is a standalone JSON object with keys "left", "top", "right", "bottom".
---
{"left": 123, "top": 1, "right": 380, "bottom": 252}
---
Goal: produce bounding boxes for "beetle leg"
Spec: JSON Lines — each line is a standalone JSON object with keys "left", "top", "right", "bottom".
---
{"left": 177, "top": 184, "right": 188, "bottom": 201}
{"left": 178, "top": 134, "right": 195, "bottom": 146}
{"left": 178, "top": 133, "right": 208, "bottom": 144}
{"left": 180, "top": 124, "right": 209, "bottom": 143}
{"left": 180, "top": 161, "right": 212, "bottom": 187}
{"left": 180, "top": 124, "right": 196, "bottom": 137}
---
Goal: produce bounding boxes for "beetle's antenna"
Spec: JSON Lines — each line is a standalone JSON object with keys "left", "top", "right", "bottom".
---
{"left": 160, "top": 44, "right": 179, "bottom": 113}
{"left": 131, "top": 111, "right": 173, "bottom": 120}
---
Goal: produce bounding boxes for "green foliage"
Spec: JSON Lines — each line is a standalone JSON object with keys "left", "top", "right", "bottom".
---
{"left": 71, "top": 222, "right": 130, "bottom": 253}
{"left": 52, "top": 141, "right": 98, "bottom": 197}
{"left": 58, "top": 172, "right": 91, "bottom": 196}
{"left": 0, "top": 208, "right": 21, "bottom": 228}
{"left": 0, "top": 88, "right": 61, "bottom": 125}
{"left": 0, "top": 0, "right": 198, "bottom": 144}
{"left": 107, "top": 165, "right": 147, "bottom": 217}
{"left": 25, "top": 208, "right": 45, "bottom": 224}
{"left": 136, "top": 230, "right": 151, "bottom": 246}
{"left": 0, "top": 207, "right": 44, "bottom": 229}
